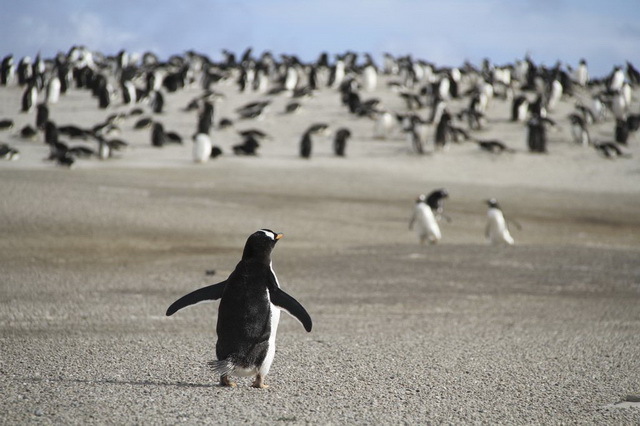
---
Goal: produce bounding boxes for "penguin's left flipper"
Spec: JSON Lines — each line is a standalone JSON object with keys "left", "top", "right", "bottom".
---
{"left": 269, "top": 287, "right": 313, "bottom": 332}
{"left": 166, "top": 281, "right": 227, "bottom": 316}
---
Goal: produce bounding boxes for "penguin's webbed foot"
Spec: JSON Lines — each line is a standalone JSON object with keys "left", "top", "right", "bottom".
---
{"left": 219, "top": 375, "right": 237, "bottom": 387}
{"left": 251, "top": 374, "right": 269, "bottom": 389}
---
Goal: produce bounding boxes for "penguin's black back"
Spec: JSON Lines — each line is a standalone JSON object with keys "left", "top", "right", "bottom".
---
{"left": 216, "top": 259, "right": 272, "bottom": 368}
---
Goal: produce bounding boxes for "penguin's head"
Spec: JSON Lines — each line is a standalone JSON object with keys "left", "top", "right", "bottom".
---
{"left": 486, "top": 198, "right": 500, "bottom": 209}
{"left": 242, "top": 229, "right": 283, "bottom": 262}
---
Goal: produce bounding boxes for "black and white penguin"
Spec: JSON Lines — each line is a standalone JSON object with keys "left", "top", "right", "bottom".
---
{"left": 526, "top": 116, "right": 547, "bottom": 153}
{"left": 21, "top": 82, "right": 37, "bottom": 112}
{"left": 409, "top": 194, "right": 442, "bottom": 245}
{"left": 166, "top": 229, "right": 312, "bottom": 388}
{"left": 0, "top": 143, "right": 20, "bottom": 160}
{"left": 193, "top": 133, "right": 213, "bottom": 162}
{"left": 333, "top": 128, "right": 352, "bottom": 157}
{"left": 434, "top": 110, "right": 452, "bottom": 149}
{"left": 299, "top": 123, "right": 328, "bottom": 159}
{"left": 35, "top": 103, "right": 49, "bottom": 130}
{"left": 511, "top": 95, "right": 529, "bottom": 122}
{"left": 426, "top": 188, "right": 450, "bottom": 220}
{"left": 151, "top": 122, "right": 166, "bottom": 147}
{"left": 0, "top": 54, "right": 14, "bottom": 85}
{"left": 46, "top": 72, "right": 61, "bottom": 104}
{"left": 485, "top": 199, "right": 516, "bottom": 245}
{"left": 568, "top": 113, "right": 590, "bottom": 146}
{"left": 593, "top": 141, "right": 631, "bottom": 159}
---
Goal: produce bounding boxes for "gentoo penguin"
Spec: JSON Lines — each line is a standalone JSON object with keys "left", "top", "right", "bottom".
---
{"left": 166, "top": 229, "right": 312, "bottom": 388}
{"left": 575, "top": 59, "right": 589, "bottom": 86}
{"left": 593, "top": 141, "right": 631, "bottom": 159}
{"left": 21, "top": 82, "right": 37, "bottom": 112}
{"left": 46, "top": 73, "right": 61, "bottom": 104}
{"left": 299, "top": 123, "right": 328, "bottom": 159}
{"left": 362, "top": 57, "right": 378, "bottom": 92}
{"left": 151, "top": 122, "right": 166, "bottom": 147}
{"left": 193, "top": 133, "right": 213, "bottom": 163}
{"left": 333, "top": 128, "right": 352, "bottom": 157}
{"left": 434, "top": 110, "right": 452, "bottom": 149}
{"left": 511, "top": 95, "right": 529, "bottom": 122}
{"left": 426, "top": 188, "right": 450, "bottom": 220}
{"left": 485, "top": 198, "right": 516, "bottom": 245}
{"left": 409, "top": 194, "right": 442, "bottom": 245}
{"left": 35, "top": 103, "right": 49, "bottom": 130}
{"left": 0, "top": 143, "right": 20, "bottom": 160}
{"left": 526, "top": 116, "right": 547, "bottom": 153}
{"left": 569, "top": 113, "right": 590, "bottom": 146}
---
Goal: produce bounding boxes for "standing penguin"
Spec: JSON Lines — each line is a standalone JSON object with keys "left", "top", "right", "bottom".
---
{"left": 409, "top": 194, "right": 442, "bottom": 245}
{"left": 526, "top": 116, "right": 547, "bottom": 153}
{"left": 299, "top": 123, "right": 328, "bottom": 159}
{"left": 192, "top": 133, "right": 213, "bottom": 163}
{"left": 485, "top": 198, "right": 516, "bottom": 245}
{"left": 166, "top": 229, "right": 312, "bottom": 388}
{"left": 333, "top": 128, "right": 352, "bottom": 157}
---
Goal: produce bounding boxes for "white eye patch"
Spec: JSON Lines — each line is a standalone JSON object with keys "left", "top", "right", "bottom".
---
{"left": 259, "top": 229, "right": 276, "bottom": 240}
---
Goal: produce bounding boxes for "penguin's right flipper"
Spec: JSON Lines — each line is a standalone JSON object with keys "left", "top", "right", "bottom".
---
{"left": 166, "top": 281, "right": 227, "bottom": 316}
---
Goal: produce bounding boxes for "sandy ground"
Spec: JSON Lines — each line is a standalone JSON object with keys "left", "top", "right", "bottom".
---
{"left": 1, "top": 62, "right": 639, "bottom": 424}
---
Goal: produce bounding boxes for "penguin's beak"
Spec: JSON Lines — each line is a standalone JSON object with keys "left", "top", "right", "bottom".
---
{"left": 275, "top": 233, "right": 283, "bottom": 240}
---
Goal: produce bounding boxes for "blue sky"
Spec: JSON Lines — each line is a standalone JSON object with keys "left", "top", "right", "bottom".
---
{"left": 1, "top": 0, "right": 638, "bottom": 77}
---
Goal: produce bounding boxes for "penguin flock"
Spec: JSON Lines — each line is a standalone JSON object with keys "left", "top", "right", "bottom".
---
{"left": 2, "top": 46, "right": 638, "bottom": 389}
{"left": 0, "top": 47, "right": 638, "bottom": 166}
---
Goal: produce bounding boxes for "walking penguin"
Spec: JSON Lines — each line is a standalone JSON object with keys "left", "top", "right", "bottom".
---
{"left": 166, "top": 229, "right": 312, "bottom": 388}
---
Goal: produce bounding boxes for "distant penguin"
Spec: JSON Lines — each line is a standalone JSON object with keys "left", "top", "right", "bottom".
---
{"left": 569, "top": 114, "right": 590, "bottom": 146}
{"left": 1, "top": 54, "right": 14, "bottom": 85}
{"left": 121, "top": 80, "right": 137, "bottom": 104}
{"left": 434, "top": 110, "right": 452, "bottom": 149}
{"left": 299, "top": 123, "right": 328, "bottom": 159}
{"left": 21, "top": 83, "right": 37, "bottom": 112}
{"left": 614, "top": 119, "right": 629, "bottom": 145}
{"left": 35, "top": 103, "right": 49, "bottom": 130}
{"left": 575, "top": 59, "right": 589, "bottom": 86}
{"left": 198, "top": 101, "right": 215, "bottom": 134}
{"left": 150, "top": 90, "right": 164, "bottom": 113}
{"left": 284, "top": 65, "right": 298, "bottom": 92}
{"left": 608, "top": 66, "right": 625, "bottom": 92}
{"left": 193, "top": 133, "right": 213, "bottom": 163}
{"left": 151, "top": 122, "right": 166, "bottom": 147}
{"left": 485, "top": 199, "right": 515, "bottom": 245}
{"left": 97, "top": 137, "right": 111, "bottom": 160}
{"left": 409, "top": 194, "right": 442, "bottom": 245}
{"left": 373, "top": 110, "right": 395, "bottom": 139}
{"left": 333, "top": 128, "right": 352, "bottom": 157}
{"left": 97, "top": 78, "right": 110, "bottom": 109}
{"left": 526, "top": 116, "right": 547, "bottom": 153}
{"left": 511, "top": 95, "right": 529, "bottom": 122}
{"left": 611, "top": 91, "right": 627, "bottom": 120}
{"left": 166, "top": 229, "right": 312, "bottom": 388}
{"left": 362, "top": 61, "right": 377, "bottom": 92}
{"left": 46, "top": 74, "right": 61, "bottom": 104}
{"left": 546, "top": 79, "right": 562, "bottom": 111}
{"left": 426, "top": 188, "right": 449, "bottom": 219}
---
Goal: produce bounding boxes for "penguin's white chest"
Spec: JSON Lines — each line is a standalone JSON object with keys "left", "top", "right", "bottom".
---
{"left": 414, "top": 204, "right": 441, "bottom": 242}
{"left": 487, "top": 209, "right": 514, "bottom": 245}
{"left": 193, "top": 134, "right": 212, "bottom": 163}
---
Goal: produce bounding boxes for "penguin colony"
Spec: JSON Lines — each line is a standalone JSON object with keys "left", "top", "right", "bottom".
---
{"left": 1, "top": 46, "right": 637, "bottom": 387}
{"left": 0, "top": 47, "right": 638, "bottom": 166}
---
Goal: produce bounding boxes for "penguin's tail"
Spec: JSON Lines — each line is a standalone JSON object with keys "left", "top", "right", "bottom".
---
{"left": 207, "top": 359, "right": 234, "bottom": 376}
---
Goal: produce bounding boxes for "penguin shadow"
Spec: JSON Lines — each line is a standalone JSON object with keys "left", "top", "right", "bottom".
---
{"left": 23, "top": 375, "right": 218, "bottom": 389}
